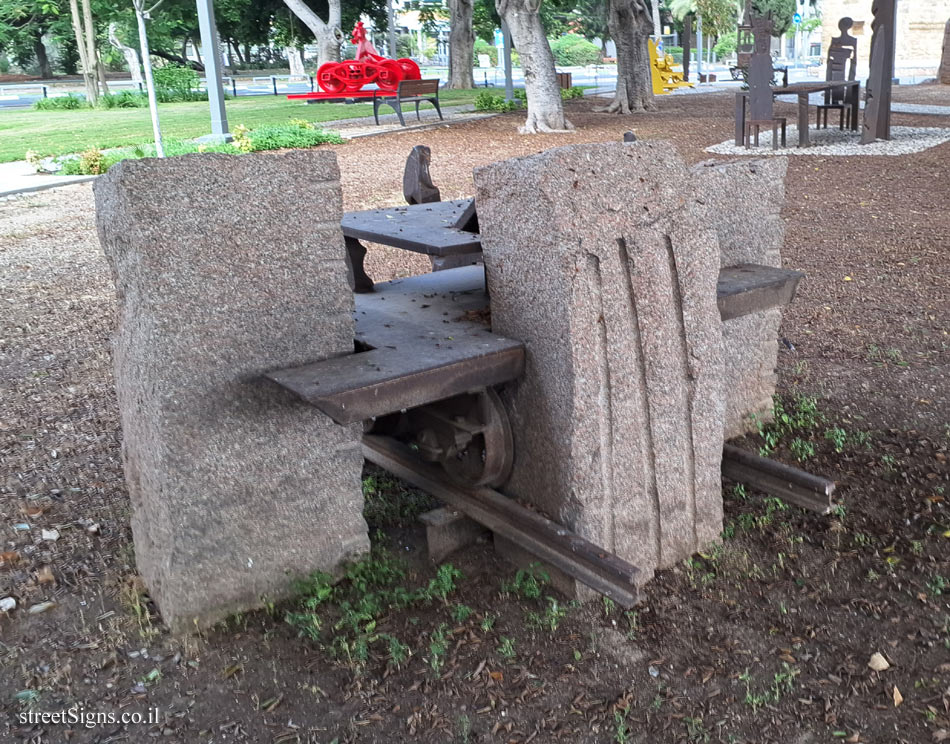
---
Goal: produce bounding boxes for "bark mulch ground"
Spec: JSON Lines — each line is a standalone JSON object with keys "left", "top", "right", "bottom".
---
{"left": 1, "top": 86, "right": 948, "bottom": 744}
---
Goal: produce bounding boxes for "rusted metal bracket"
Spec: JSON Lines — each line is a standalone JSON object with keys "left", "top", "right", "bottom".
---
{"left": 362, "top": 434, "right": 642, "bottom": 608}
{"left": 722, "top": 443, "right": 836, "bottom": 514}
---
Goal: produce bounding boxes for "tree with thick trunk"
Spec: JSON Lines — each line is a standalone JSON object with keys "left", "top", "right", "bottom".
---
{"left": 597, "top": 0, "right": 654, "bottom": 113}
{"left": 282, "top": 0, "right": 341, "bottom": 66}
{"left": 285, "top": 45, "right": 305, "bottom": 76}
{"left": 447, "top": 0, "right": 475, "bottom": 88}
{"left": 109, "top": 23, "right": 143, "bottom": 84}
{"left": 32, "top": 32, "right": 53, "bottom": 79}
{"left": 496, "top": 0, "right": 572, "bottom": 133}
{"left": 939, "top": 18, "right": 950, "bottom": 85}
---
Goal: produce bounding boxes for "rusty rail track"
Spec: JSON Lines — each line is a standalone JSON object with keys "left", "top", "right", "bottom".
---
{"left": 362, "top": 434, "right": 642, "bottom": 608}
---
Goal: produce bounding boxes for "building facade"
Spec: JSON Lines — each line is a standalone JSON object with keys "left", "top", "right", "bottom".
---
{"left": 819, "top": 0, "right": 950, "bottom": 75}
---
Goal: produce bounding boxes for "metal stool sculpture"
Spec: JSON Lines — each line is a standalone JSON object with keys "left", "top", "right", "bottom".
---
{"left": 745, "top": 14, "right": 786, "bottom": 150}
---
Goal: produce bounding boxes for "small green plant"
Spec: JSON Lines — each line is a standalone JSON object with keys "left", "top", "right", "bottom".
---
{"left": 732, "top": 483, "right": 748, "bottom": 500}
{"left": 880, "top": 454, "right": 898, "bottom": 472}
{"left": 614, "top": 705, "right": 631, "bottom": 743}
{"left": 683, "top": 716, "right": 710, "bottom": 742}
{"left": 560, "top": 86, "right": 584, "bottom": 100}
{"left": 927, "top": 575, "right": 948, "bottom": 597}
{"left": 501, "top": 563, "right": 549, "bottom": 600}
{"left": 479, "top": 613, "right": 497, "bottom": 632}
{"left": 382, "top": 634, "right": 410, "bottom": 668}
{"left": 419, "top": 564, "right": 463, "bottom": 604}
{"left": 456, "top": 713, "right": 472, "bottom": 743}
{"left": 739, "top": 663, "right": 799, "bottom": 712}
{"left": 428, "top": 623, "right": 449, "bottom": 676}
{"left": 789, "top": 436, "right": 816, "bottom": 462}
{"left": 451, "top": 604, "right": 474, "bottom": 623}
{"left": 623, "top": 610, "right": 639, "bottom": 639}
{"left": 497, "top": 636, "right": 516, "bottom": 661}
{"left": 602, "top": 596, "right": 616, "bottom": 618}
{"left": 825, "top": 427, "right": 847, "bottom": 453}
{"left": 525, "top": 596, "right": 569, "bottom": 634}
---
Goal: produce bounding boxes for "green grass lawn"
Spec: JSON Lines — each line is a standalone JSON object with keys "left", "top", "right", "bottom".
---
{"left": 0, "top": 89, "right": 484, "bottom": 163}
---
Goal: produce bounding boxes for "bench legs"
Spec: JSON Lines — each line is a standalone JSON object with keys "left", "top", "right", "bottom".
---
{"left": 374, "top": 98, "right": 442, "bottom": 128}
{"left": 344, "top": 236, "right": 374, "bottom": 293}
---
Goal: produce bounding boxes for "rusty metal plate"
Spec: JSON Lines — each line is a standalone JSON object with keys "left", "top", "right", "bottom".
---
{"left": 265, "top": 266, "right": 523, "bottom": 424}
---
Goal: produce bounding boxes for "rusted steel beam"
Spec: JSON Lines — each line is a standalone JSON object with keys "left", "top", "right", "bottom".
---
{"left": 362, "top": 434, "right": 641, "bottom": 607}
{"left": 722, "top": 443, "right": 836, "bottom": 514}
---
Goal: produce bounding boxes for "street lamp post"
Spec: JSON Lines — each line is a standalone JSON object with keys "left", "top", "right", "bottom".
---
{"left": 195, "top": 0, "right": 231, "bottom": 142}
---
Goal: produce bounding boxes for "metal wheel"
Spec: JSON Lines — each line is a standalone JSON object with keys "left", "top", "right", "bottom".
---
{"left": 376, "top": 59, "right": 404, "bottom": 91}
{"left": 317, "top": 62, "right": 346, "bottom": 94}
{"left": 396, "top": 58, "right": 422, "bottom": 80}
{"left": 440, "top": 388, "right": 513, "bottom": 488}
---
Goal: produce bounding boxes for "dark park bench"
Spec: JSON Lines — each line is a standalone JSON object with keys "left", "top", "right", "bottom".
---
{"left": 373, "top": 78, "right": 443, "bottom": 127}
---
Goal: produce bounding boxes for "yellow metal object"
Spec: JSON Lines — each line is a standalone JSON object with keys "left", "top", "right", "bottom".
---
{"left": 649, "top": 39, "right": 695, "bottom": 95}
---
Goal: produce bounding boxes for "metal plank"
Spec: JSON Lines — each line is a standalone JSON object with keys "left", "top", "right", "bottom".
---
{"left": 363, "top": 434, "right": 641, "bottom": 607}
{"left": 265, "top": 266, "right": 523, "bottom": 424}
{"left": 341, "top": 199, "right": 481, "bottom": 257}
{"left": 717, "top": 264, "right": 804, "bottom": 321}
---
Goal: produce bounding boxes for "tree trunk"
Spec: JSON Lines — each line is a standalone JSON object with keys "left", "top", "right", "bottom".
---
{"left": 496, "top": 0, "right": 573, "bottom": 133}
{"left": 68, "top": 0, "right": 98, "bottom": 105}
{"left": 939, "top": 19, "right": 950, "bottom": 85}
{"left": 283, "top": 0, "right": 341, "bottom": 66}
{"left": 33, "top": 33, "right": 53, "bottom": 79}
{"left": 682, "top": 13, "right": 692, "bottom": 82}
{"left": 81, "top": 0, "right": 108, "bottom": 95}
{"left": 597, "top": 0, "right": 655, "bottom": 113}
{"left": 285, "top": 46, "right": 306, "bottom": 76}
{"left": 447, "top": 0, "right": 475, "bottom": 88}
{"left": 109, "top": 23, "right": 143, "bottom": 84}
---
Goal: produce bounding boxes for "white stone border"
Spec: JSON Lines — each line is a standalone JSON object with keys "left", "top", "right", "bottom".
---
{"left": 706, "top": 125, "right": 950, "bottom": 157}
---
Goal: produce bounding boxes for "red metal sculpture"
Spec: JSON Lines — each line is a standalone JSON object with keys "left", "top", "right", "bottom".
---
{"left": 316, "top": 22, "right": 421, "bottom": 95}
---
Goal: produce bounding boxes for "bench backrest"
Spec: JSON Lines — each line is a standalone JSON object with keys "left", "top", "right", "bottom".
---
{"left": 398, "top": 78, "right": 440, "bottom": 97}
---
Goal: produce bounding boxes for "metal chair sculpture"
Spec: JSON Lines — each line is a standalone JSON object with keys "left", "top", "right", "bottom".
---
{"left": 816, "top": 18, "right": 858, "bottom": 130}
{"left": 745, "top": 14, "right": 786, "bottom": 150}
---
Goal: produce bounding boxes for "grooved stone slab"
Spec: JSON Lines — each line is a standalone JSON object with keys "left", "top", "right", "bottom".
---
{"left": 474, "top": 141, "right": 725, "bottom": 583}
{"left": 95, "top": 151, "right": 369, "bottom": 633}
{"left": 691, "top": 158, "right": 789, "bottom": 438}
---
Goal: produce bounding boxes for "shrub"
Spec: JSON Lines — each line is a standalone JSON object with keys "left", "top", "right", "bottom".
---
{"left": 714, "top": 31, "right": 738, "bottom": 60}
{"left": 234, "top": 122, "right": 345, "bottom": 152}
{"left": 561, "top": 86, "right": 584, "bottom": 100}
{"left": 550, "top": 35, "right": 602, "bottom": 66}
{"left": 98, "top": 91, "right": 149, "bottom": 109}
{"left": 152, "top": 64, "right": 200, "bottom": 97}
{"left": 33, "top": 93, "right": 87, "bottom": 111}
{"left": 473, "top": 39, "right": 498, "bottom": 66}
{"left": 473, "top": 90, "right": 520, "bottom": 112}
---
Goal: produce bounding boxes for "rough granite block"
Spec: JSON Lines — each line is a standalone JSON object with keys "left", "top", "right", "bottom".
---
{"left": 95, "top": 151, "right": 369, "bottom": 633}
{"left": 691, "top": 158, "right": 789, "bottom": 436}
{"left": 474, "top": 141, "right": 725, "bottom": 583}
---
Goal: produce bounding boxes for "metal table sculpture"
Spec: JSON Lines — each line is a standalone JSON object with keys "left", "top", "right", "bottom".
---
{"left": 288, "top": 22, "right": 421, "bottom": 102}
{"left": 861, "top": 0, "right": 897, "bottom": 143}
